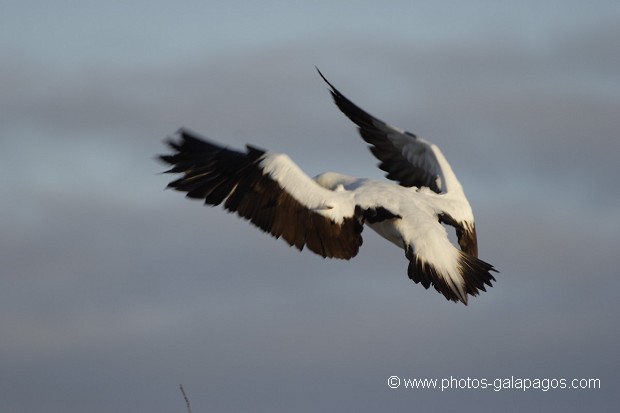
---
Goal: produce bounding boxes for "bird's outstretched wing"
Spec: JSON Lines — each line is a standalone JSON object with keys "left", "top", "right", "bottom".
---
{"left": 160, "top": 129, "right": 364, "bottom": 259}
{"left": 317, "top": 68, "right": 445, "bottom": 194}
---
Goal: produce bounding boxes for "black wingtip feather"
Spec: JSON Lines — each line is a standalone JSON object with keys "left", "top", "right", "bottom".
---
{"left": 316, "top": 68, "right": 381, "bottom": 129}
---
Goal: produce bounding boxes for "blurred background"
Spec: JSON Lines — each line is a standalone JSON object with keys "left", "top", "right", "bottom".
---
{"left": 1, "top": 1, "right": 619, "bottom": 411}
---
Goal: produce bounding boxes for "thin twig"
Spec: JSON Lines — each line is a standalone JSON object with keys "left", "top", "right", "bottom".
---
{"left": 179, "top": 384, "right": 192, "bottom": 413}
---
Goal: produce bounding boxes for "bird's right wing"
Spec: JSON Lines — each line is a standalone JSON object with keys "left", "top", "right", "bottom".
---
{"left": 400, "top": 217, "right": 496, "bottom": 305}
{"left": 317, "top": 68, "right": 445, "bottom": 194}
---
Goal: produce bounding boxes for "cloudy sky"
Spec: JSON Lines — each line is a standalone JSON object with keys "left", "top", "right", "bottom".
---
{"left": 2, "top": 1, "right": 619, "bottom": 411}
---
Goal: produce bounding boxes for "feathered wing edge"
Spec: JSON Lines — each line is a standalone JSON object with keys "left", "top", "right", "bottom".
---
{"left": 316, "top": 67, "right": 443, "bottom": 193}
{"left": 160, "top": 129, "right": 365, "bottom": 259}
{"left": 405, "top": 245, "right": 497, "bottom": 305}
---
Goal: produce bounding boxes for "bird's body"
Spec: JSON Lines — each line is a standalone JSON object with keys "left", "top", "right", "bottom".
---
{"left": 160, "top": 69, "right": 497, "bottom": 304}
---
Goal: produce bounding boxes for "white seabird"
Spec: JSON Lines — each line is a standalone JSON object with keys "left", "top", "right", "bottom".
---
{"left": 160, "top": 68, "right": 497, "bottom": 304}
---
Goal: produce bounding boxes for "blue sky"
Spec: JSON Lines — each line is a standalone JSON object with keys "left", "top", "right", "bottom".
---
{"left": 1, "top": 1, "right": 619, "bottom": 411}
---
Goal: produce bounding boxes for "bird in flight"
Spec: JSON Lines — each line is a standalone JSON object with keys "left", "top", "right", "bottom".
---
{"left": 160, "top": 68, "right": 497, "bottom": 304}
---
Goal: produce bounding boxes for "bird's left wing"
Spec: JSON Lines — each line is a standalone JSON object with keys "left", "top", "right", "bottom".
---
{"left": 160, "top": 129, "right": 364, "bottom": 259}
